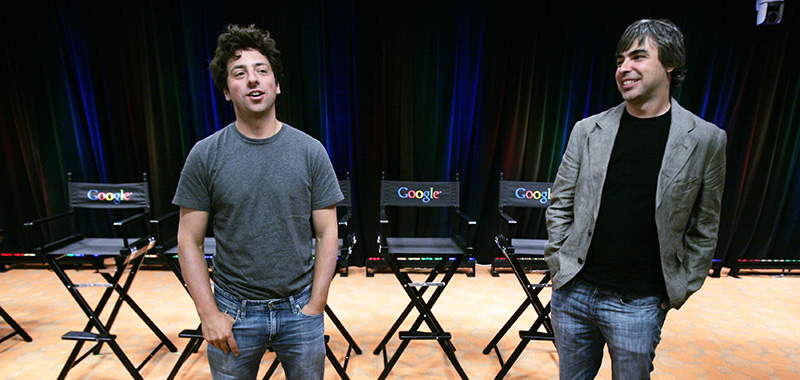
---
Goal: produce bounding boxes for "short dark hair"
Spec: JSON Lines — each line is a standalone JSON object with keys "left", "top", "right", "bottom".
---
{"left": 209, "top": 24, "right": 283, "bottom": 92}
{"left": 617, "top": 19, "right": 686, "bottom": 95}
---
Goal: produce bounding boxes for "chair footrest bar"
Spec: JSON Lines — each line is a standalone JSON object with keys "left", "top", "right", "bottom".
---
{"left": 179, "top": 329, "right": 203, "bottom": 339}
{"left": 406, "top": 282, "right": 445, "bottom": 287}
{"left": 519, "top": 331, "right": 555, "bottom": 341}
{"left": 73, "top": 283, "right": 114, "bottom": 288}
{"left": 526, "top": 284, "right": 552, "bottom": 288}
{"left": 62, "top": 331, "right": 116, "bottom": 342}
{"left": 399, "top": 331, "right": 451, "bottom": 340}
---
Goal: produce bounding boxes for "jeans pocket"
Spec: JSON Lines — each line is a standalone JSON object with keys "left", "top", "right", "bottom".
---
{"left": 618, "top": 294, "right": 661, "bottom": 309}
{"left": 297, "top": 302, "right": 324, "bottom": 317}
{"left": 214, "top": 288, "right": 241, "bottom": 321}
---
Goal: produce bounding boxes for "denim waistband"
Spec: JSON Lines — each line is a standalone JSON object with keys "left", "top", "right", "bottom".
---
{"left": 214, "top": 282, "right": 312, "bottom": 315}
{"left": 572, "top": 277, "right": 663, "bottom": 299}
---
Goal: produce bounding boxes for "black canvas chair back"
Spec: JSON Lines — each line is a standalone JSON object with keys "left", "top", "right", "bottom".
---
{"left": 497, "top": 176, "right": 552, "bottom": 238}
{"left": 67, "top": 181, "right": 150, "bottom": 209}
{"left": 498, "top": 180, "right": 551, "bottom": 207}
{"left": 380, "top": 180, "right": 460, "bottom": 208}
{"left": 23, "top": 173, "right": 175, "bottom": 380}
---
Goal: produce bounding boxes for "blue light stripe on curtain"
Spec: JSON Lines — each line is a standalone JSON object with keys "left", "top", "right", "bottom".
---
{"left": 322, "top": 1, "right": 359, "bottom": 177}
{"left": 447, "top": 1, "right": 485, "bottom": 185}
{"left": 58, "top": 4, "right": 107, "bottom": 183}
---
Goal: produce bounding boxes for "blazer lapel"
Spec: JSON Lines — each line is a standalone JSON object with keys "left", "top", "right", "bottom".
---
{"left": 657, "top": 99, "right": 698, "bottom": 208}
{"left": 587, "top": 104, "right": 625, "bottom": 215}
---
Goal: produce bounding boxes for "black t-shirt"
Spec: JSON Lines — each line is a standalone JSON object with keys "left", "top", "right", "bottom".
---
{"left": 578, "top": 108, "right": 671, "bottom": 296}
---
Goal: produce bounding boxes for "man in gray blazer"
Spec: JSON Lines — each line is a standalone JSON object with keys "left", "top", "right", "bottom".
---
{"left": 544, "top": 19, "right": 726, "bottom": 380}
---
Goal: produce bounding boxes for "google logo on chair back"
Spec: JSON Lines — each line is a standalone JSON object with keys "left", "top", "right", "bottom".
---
{"left": 499, "top": 179, "right": 553, "bottom": 208}
{"left": 382, "top": 180, "right": 460, "bottom": 207}
{"left": 69, "top": 181, "right": 150, "bottom": 209}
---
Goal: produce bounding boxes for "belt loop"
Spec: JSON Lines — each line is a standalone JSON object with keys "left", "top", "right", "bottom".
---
{"left": 288, "top": 293, "right": 297, "bottom": 313}
{"left": 240, "top": 299, "right": 247, "bottom": 318}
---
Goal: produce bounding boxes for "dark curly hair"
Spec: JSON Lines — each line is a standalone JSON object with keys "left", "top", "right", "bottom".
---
{"left": 617, "top": 19, "right": 686, "bottom": 95}
{"left": 209, "top": 24, "right": 283, "bottom": 92}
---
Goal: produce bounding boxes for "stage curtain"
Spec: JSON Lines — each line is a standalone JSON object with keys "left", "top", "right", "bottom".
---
{"left": 1, "top": 0, "right": 798, "bottom": 267}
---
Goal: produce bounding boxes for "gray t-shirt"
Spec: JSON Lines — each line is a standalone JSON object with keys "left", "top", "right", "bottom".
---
{"left": 173, "top": 123, "right": 344, "bottom": 300}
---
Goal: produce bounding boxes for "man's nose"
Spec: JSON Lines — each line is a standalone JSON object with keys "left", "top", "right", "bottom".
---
{"left": 247, "top": 70, "right": 259, "bottom": 84}
{"left": 617, "top": 58, "right": 632, "bottom": 73}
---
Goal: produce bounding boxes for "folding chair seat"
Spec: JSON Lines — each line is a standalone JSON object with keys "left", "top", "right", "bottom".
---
{"left": 151, "top": 176, "right": 361, "bottom": 380}
{"left": 373, "top": 173, "right": 476, "bottom": 380}
{"left": 23, "top": 173, "right": 176, "bottom": 380}
{"left": 483, "top": 173, "right": 555, "bottom": 379}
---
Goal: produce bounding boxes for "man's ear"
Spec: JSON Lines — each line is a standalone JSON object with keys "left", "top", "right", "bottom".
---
{"left": 223, "top": 89, "right": 231, "bottom": 101}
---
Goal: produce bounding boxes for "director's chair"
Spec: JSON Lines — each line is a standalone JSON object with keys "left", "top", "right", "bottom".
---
{"left": 483, "top": 174, "right": 555, "bottom": 379}
{"left": 490, "top": 174, "right": 553, "bottom": 276}
{"left": 373, "top": 173, "right": 476, "bottom": 380}
{"left": 24, "top": 173, "right": 176, "bottom": 380}
{"left": 151, "top": 178, "right": 361, "bottom": 380}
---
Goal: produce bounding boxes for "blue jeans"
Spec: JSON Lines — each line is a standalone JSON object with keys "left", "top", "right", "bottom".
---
{"left": 550, "top": 278, "right": 668, "bottom": 380}
{"left": 207, "top": 283, "right": 325, "bottom": 380}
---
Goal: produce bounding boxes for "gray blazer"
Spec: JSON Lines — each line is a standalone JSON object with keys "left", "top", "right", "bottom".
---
{"left": 544, "top": 99, "right": 727, "bottom": 308}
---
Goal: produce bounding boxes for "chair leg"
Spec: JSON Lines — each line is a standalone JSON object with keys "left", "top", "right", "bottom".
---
{"left": 325, "top": 305, "right": 362, "bottom": 355}
{"left": 325, "top": 336, "right": 352, "bottom": 380}
{"left": 0, "top": 305, "right": 32, "bottom": 343}
{"left": 167, "top": 337, "right": 203, "bottom": 380}
{"left": 483, "top": 299, "right": 530, "bottom": 356}
{"left": 262, "top": 356, "right": 281, "bottom": 380}
{"left": 494, "top": 339, "right": 532, "bottom": 380}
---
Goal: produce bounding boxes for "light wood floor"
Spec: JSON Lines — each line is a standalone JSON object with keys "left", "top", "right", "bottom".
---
{"left": 1, "top": 263, "right": 799, "bottom": 379}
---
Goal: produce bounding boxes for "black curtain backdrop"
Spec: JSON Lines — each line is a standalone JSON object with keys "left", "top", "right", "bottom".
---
{"left": 1, "top": 0, "right": 798, "bottom": 268}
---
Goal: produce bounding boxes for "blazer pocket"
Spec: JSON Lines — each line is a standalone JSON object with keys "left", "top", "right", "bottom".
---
{"left": 544, "top": 232, "right": 571, "bottom": 272}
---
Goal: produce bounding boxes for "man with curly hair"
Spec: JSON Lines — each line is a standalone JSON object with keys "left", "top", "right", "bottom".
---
{"left": 173, "top": 24, "right": 343, "bottom": 380}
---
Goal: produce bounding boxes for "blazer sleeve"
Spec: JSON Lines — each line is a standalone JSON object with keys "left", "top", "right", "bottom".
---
{"left": 682, "top": 127, "right": 727, "bottom": 302}
{"left": 545, "top": 121, "right": 585, "bottom": 259}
